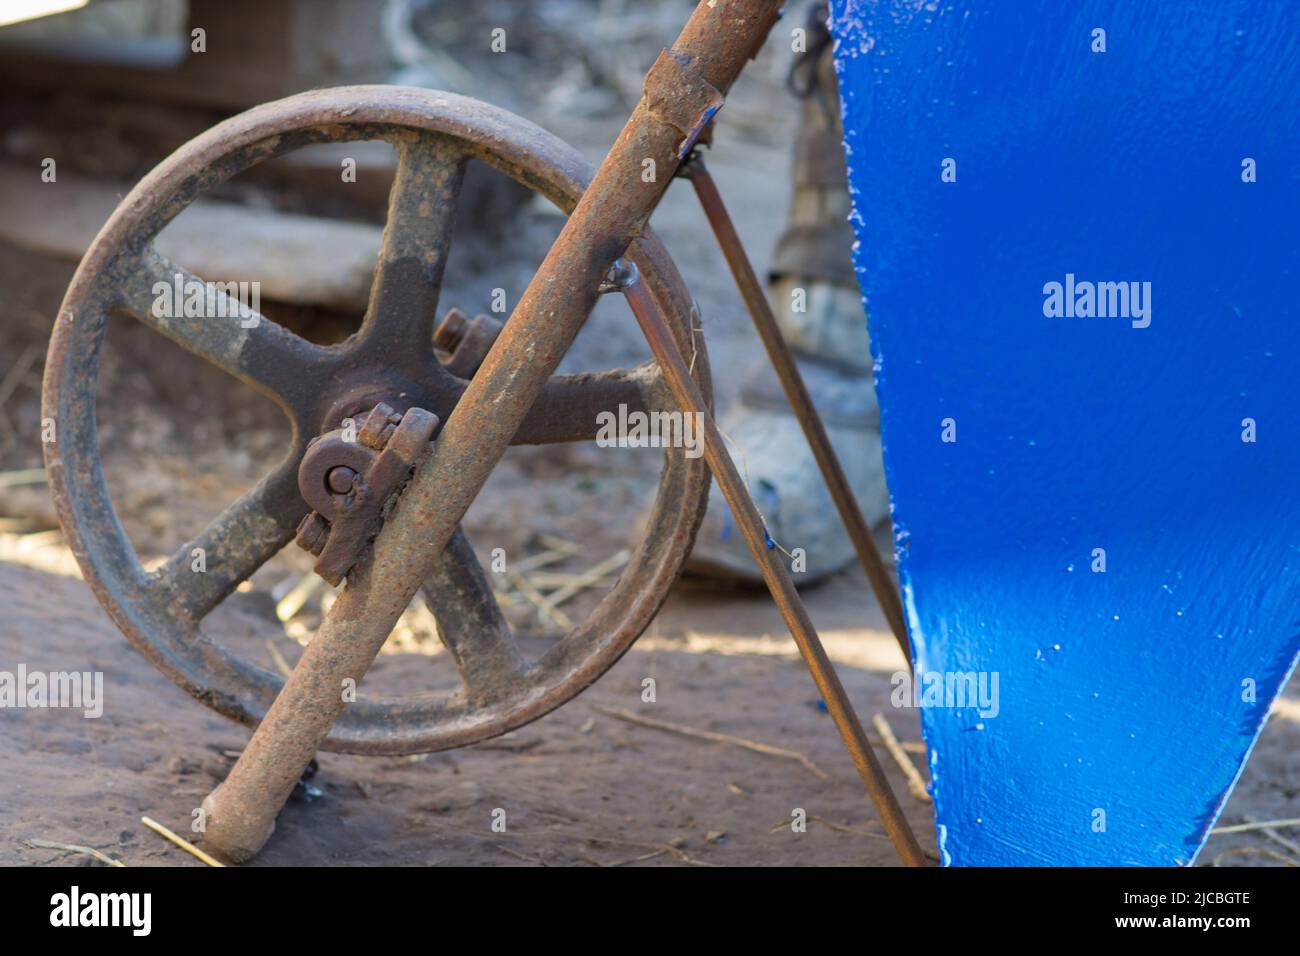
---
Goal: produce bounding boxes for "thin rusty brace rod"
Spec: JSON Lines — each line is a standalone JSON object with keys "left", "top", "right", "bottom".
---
{"left": 624, "top": 280, "right": 926, "bottom": 866}
{"left": 679, "top": 155, "right": 912, "bottom": 663}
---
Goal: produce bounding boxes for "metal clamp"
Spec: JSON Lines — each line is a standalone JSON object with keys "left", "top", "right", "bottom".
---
{"left": 295, "top": 402, "right": 440, "bottom": 585}
{"left": 643, "top": 49, "right": 725, "bottom": 159}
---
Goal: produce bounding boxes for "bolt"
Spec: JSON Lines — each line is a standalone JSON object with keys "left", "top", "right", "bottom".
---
{"left": 325, "top": 466, "right": 358, "bottom": 496}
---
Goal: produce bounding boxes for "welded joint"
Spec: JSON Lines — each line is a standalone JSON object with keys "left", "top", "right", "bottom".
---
{"left": 643, "top": 49, "right": 725, "bottom": 160}
{"left": 675, "top": 149, "right": 707, "bottom": 180}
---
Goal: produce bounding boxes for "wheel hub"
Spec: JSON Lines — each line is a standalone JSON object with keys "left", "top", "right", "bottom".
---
{"left": 294, "top": 402, "right": 440, "bottom": 586}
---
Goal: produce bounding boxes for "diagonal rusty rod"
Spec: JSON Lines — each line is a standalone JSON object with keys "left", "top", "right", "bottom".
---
{"left": 680, "top": 157, "right": 912, "bottom": 663}
{"left": 625, "top": 279, "right": 926, "bottom": 866}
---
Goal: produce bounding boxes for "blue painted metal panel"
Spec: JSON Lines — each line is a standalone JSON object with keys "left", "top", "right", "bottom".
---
{"left": 831, "top": 0, "right": 1300, "bottom": 864}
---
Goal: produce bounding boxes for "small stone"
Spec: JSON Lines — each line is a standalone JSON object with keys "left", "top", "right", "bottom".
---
{"left": 167, "top": 756, "right": 199, "bottom": 775}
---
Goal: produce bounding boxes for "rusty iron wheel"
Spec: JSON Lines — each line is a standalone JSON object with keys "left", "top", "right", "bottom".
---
{"left": 42, "top": 86, "right": 712, "bottom": 755}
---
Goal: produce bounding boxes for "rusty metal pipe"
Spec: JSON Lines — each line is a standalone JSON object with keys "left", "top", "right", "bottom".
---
{"left": 683, "top": 158, "right": 913, "bottom": 662}
{"left": 199, "top": 0, "right": 785, "bottom": 862}
{"left": 624, "top": 279, "right": 927, "bottom": 867}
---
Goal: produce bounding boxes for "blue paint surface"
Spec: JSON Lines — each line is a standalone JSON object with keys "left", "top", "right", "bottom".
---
{"left": 831, "top": 0, "right": 1300, "bottom": 864}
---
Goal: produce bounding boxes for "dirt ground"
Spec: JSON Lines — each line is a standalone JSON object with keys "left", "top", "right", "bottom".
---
{"left": 1, "top": 529, "right": 1296, "bottom": 868}
{"left": 1, "top": 1, "right": 1296, "bottom": 868}
{"left": 0, "top": 537, "right": 933, "bottom": 867}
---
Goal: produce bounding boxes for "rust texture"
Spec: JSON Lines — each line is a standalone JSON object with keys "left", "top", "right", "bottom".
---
{"left": 643, "top": 49, "right": 725, "bottom": 159}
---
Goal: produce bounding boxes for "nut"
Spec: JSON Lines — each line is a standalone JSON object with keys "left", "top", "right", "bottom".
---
{"left": 295, "top": 512, "right": 330, "bottom": 556}
{"left": 433, "top": 306, "right": 469, "bottom": 351}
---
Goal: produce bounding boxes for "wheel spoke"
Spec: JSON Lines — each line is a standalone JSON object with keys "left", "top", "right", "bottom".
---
{"left": 360, "top": 135, "right": 467, "bottom": 356}
{"left": 114, "top": 246, "right": 329, "bottom": 420}
{"left": 149, "top": 453, "right": 308, "bottom": 623}
{"left": 421, "top": 527, "right": 529, "bottom": 703}
{"left": 508, "top": 363, "right": 661, "bottom": 445}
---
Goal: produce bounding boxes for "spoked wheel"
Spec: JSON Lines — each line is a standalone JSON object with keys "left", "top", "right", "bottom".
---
{"left": 42, "top": 86, "right": 711, "bottom": 755}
